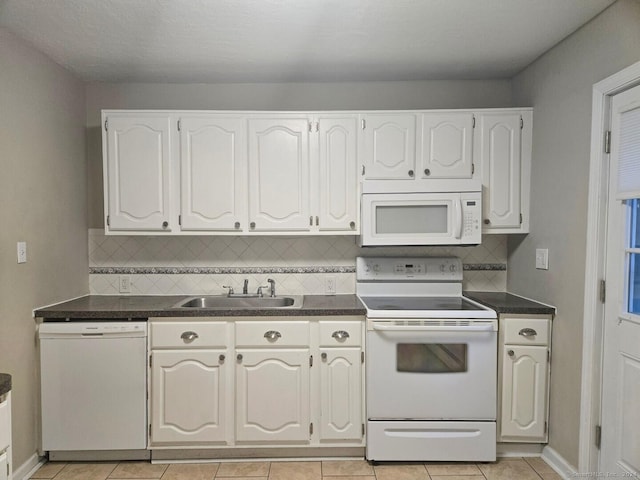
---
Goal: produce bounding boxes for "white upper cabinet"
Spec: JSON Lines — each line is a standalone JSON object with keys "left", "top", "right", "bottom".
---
{"left": 421, "top": 112, "right": 474, "bottom": 180}
{"left": 248, "top": 117, "right": 312, "bottom": 232}
{"left": 316, "top": 116, "right": 359, "bottom": 232}
{"left": 476, "top": 111, "right": 532, "bottom": 234}
{"left": 179, "top": 116, "right": 246, "bottom": 232}
{"left": 361, "top": 114, "right": 417, "bottom": 180}
{"left": 103, "top": 114, "right": 173, "bottom": 231}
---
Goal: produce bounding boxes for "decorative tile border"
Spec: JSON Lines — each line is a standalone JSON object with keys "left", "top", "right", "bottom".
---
{"left": 89, "top": 263, "right": 505, "bottom": 275}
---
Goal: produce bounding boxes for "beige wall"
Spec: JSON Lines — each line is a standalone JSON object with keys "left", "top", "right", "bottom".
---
{"left": 85, "top": 79, "right": 513, "bottom": 227}
{"left": 0, "top": 30, "right": 88, "bottom": 468}
{"left": 508, "top": 0, "right": 640, "bottom": 468}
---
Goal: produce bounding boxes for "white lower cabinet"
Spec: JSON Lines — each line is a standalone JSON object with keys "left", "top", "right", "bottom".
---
{"left": 149, "top": 317, "right": 364, "bottom": 450}
{"left": 235, "top": 349, "right": 311, "bottom": 443}
{"left": 0, "top": 392, "right": 11, "bottom": 480}
{"left": 498, "top": 315, "right": 551, "bottom": 443}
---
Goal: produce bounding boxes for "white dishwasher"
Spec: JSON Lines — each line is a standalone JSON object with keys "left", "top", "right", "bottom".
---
{"left": 39, "top": 321, "right": 147, "bottom": 453}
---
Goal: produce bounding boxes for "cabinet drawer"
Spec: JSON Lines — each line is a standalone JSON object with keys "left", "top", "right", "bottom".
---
{"left": 503, "top": 317, "right": 549, "bottom": 345}
{"left": 319, "top": 321, "right": 362, "bottom": 347}
{"left": 151, "top": 322, "right": 229, "bottom": 348}
{"left": 236, "top": 321, "right": 309, "bottom": 347}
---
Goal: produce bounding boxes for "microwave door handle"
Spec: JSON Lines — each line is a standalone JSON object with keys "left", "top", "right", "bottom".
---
{"left": 454, "top": 198, "right": 463, "bottom": 239}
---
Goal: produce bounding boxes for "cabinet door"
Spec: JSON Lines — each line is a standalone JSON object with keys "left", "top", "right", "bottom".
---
{"left": 317, "top": 117, "right": 358, "bottom": 232}
{"left": 500, "top": 345, "right": 548, "bottom": 441}
{"left": 0, "top": 395, "right": 10, "bottom": 452}
{"left": 476, "top": 113, "right": 522, "bottom": 231}
{"left": 248, "top": 118, "right": 311, "bottom": 231}
{"left": 236, "top": 349, "right": 310, "bottom": 443}
{"left": 104, "top": 115, "right": 173, "bottom": 231}
{"left": 151, "top": 349, "right": 229, "bottom": 445}
{"left": 0, "top": 451, "right": 7, "bottom": 480}
{"left": 319, "top": 348, "right": 363, "bottom": 442}
{"left": 361, "top": 114, "right": 416, "bottom": 180}
{"left": 421, "top": 113, "right": 474, "bottom": 179}
{"left": 179, "top": 117, "right": 246, "bottom": 231}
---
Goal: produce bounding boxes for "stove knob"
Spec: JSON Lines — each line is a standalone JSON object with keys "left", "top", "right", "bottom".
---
{"left": 450, "top": 264, "right": 456, "bottom": 272}
{"left": 373, "top": 264, "right": 380, "bottom": 272}
{"left": 440, "top": 264, "right": 446, "bottom": 272}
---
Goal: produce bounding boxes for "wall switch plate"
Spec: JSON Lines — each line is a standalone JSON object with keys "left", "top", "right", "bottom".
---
{"left": 536, "top": 249, "right": 549, "bottom": 270}
{"left": 119, "top": 275, "right": 131, "bottom": 293}
{"left": 17, "top": 241, "right": 27, "bottom": 264}
{"left": 325, "top": 276, "right": 336, "bottom": 295}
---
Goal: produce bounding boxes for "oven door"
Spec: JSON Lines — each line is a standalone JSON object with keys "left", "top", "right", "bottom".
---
{"left": 360, "top": 192, "right": 481, "bottom": 246}
{"left": 366, "top": 320, "right": 497, "bottom": 420}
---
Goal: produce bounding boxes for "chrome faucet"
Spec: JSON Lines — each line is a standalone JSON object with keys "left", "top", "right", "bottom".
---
{"left": 243, "top": 279, "right": 249, "bottom": 295}
{"left": 267, "top": 278, "right": 276, "bottom": 297}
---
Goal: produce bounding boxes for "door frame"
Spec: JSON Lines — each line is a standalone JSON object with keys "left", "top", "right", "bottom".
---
{"left": 581, "top": 59, "right": 640, "bottom": 473}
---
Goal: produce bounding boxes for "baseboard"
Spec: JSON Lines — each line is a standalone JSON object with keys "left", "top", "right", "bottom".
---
{"left": 497, "top": 443, "right": 544, "bottom": 457}
{"left": 13, "top": 453, "right": 46, "bottom": 480}
{"left": 541, "top": 445, "right": 578, "bottom": 480}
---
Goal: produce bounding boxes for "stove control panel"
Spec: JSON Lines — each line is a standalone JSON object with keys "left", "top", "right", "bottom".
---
{"left": 356, "top": 256, "right": 463, "bottom": 281}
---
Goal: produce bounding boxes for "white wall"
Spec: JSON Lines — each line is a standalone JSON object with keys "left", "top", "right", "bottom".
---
{"left": 85, "top": 79, "right": 513, "bottom": 227}
{"left": 0, "top": 29, "right": 88, "bottom": 468}
{"left": 508, "top": 0, "right": 640, "bottom": 468}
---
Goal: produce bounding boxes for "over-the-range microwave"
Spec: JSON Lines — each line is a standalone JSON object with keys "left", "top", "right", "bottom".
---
{"left": 360, "top": 192, "right": 482, "bottom": 246}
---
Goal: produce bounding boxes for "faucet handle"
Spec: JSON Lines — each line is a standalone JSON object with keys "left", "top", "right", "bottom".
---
{"left": 222, "top": 285, "right": 234, "bottom": 296}
{"left": 256, "top": 285, "right": 269, "bottom": 297}
{"left": 267, "top": 278, "right": 276, "bottom": 297}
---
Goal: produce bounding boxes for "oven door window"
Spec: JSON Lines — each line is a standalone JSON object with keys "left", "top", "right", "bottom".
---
{"left": 397, "top": 343, "right": 467, "bottom": 373}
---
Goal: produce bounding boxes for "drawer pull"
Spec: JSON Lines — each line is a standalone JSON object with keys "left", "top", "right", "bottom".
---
{"left": 519, "top": 328, "right": 538, "bottom": 337}
{"left": 264, "top": 330, "right": 282, "bottom": 341}
{"left": 180, "top": 331, "right": 199, "bottom": 343}
{"left": 507, "top": 349, "right": 515, "bottom": 357}
{"left": 332, "top": 330, "right": 350, "bottom": 341}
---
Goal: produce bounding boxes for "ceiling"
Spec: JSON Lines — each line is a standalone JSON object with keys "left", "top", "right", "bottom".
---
{"left": 0, "top": 0, "right": 617, "bottom": 83}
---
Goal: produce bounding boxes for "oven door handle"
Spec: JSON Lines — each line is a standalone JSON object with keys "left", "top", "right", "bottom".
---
{"left": 371, "top": 322, "right": 496, "bottom": 332}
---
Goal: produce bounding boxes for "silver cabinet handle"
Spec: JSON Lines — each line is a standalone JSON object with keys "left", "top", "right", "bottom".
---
{"left": 332, "top": 330, "right": 350, "bottom": 341}
{"left": 408, "top": 169, "right": 414, "bottom": 177}
{"left": 507, "top": 349, "right": 515, "bottom": 357}
{"left": 424, "top": 168, "right": 431, "bottom": 176}
{"left": 519, "top": 328, "right": 538, "bottom": 337}
{"left": 181, "top": 331, "right": 199, "bottom": 343}
{"left": 234, "top": 221, "right": 241, "bottom": 229}
{"left": 484, "top": 218, "right": 491, "bottom": 225}
{"left": 250, "top": 221, "right": 256, "bottom": 229}
{"left": 349, "top": 221, "right": 356, "bottom": 229}
{"left": 162, "top": 221, "right": 169, "bottom": 228}
{"left": 219, "top": 354, "right": 226, "bottom": 362}
{"left": 237, "top": 353, "right": 243, "bottom": 362}
{"left": 321, "top": 352, "right": 327, "bottom": 360}
{"left": 264, "top": 330, "right": 282, "bottom": 341}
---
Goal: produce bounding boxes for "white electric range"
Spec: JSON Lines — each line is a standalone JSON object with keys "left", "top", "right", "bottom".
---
{"left": 357, "top": 256, "right": 498, "bottom": 462}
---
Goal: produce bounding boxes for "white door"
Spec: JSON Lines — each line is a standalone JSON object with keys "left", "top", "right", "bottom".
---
{"left": 361, "top": 114, "right": 416, "bottom": 180}
{"left": 235, "top": 349, "right": 310, "bottom": 443}
{"left": 104, "top": 115, "right": 173, "bottom": 231}
{"left": 500, "top": 345, "right": 548, "bottom": 441}
{"left": 319, "top": 348, "right": 362, "bottom": 442}
{"left": 317, "top": 116, "right": 358, "bottom": 232}
{"left": 179, "top": 116, "right": 246, "bottom": 232}
{"left": 248, "top": 118, "right": 311, "bottom": 232}
{"left": 421, "top": 113, "right": 474, "bottom": 179}
{"left": 600, "top": 84, "right": 640, "bottom": 476}
{"left": 476, "top": 113, "right": 522, "bottom": 231}
{"left": 151, "top": 350, "right": 229, "bottom": 445}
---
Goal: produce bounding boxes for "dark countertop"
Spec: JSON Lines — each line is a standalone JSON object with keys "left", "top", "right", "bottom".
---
{"left": 464, "top": 291, "right": 555, "bottom": 316}
{"left": 0, "top": 374, "right": 11, "bottom": 397}
{"left": 34, "top": 294, "right": 366, "bottom": 320}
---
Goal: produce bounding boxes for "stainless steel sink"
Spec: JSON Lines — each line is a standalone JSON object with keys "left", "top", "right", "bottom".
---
{"left": 172, "top": 295, "right": 303, "bottom": 309}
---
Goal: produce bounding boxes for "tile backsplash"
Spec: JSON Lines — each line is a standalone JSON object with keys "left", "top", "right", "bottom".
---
{"left": 89, "top": 229, "right": 507, "bottom": 295}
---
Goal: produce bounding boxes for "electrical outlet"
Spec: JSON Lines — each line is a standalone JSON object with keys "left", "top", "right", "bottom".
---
{"left": 17, "top": 241, "right": 27, "bottom": 264}
{"left": 119, "top": 275, "right": 131, "bottom": 293}
{"left": 535, "top": 249, "right": 549, "bottom": 270}
{"left": 325, "top": 276, "right": 336, "bottom": 295}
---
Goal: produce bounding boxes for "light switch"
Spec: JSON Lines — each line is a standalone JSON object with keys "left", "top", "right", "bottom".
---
{"left": 17, "top": 241, "right": 27, "bottom": 264}
{"left": 535, "top": 248, "right": 549, "bottom": 270}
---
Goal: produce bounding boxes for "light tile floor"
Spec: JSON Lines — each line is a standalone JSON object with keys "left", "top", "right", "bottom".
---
{"left": 30, "top": 457, "right": 562, "bottom": 480}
